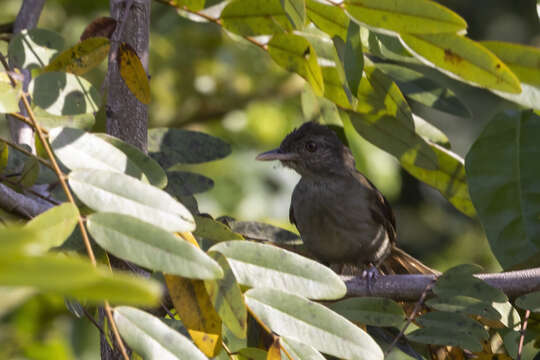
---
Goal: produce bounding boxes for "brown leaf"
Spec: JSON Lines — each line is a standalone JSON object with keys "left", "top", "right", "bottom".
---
{"left": 80, "top": 17, "right": 117, "bottom": 41}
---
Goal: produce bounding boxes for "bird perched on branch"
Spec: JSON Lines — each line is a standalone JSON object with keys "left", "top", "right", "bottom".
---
{"left": 256, "top": 121, "right": 435, "bottom": 276}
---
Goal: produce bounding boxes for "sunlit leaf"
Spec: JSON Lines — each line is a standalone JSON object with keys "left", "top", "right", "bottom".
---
{"left": 0, "top": 72, "right": 22, "bottom": 114}
{"left": 221, "top": 0, "right": 293, "bottom": 36}
{"left": 280, "top": 0, "right": 306, "bottom": 29}
{"left": 210, "top": 241, "right": 346, "bottom": 300}
{"left": 25, "top": 203, "right": 79, "bottom": 252}
{"left": 193, "top": 216, "right": 244, "bottom": 242}
{"left": 245, "top": 288, "right": 383, "bottom": 360}
{"left": 8, "top": 28, "right": 64, "bottom": 70}
{"left": 306, "top": 0, "right": 348, "bottom": 40}
{"left": 114, "top": 306, "right": 208, "bottom": 360}
{"left": 68, "top": 168, "right": 195, "bottom": 232}
{"left": 29, "top": 72, "right": 100, "bottom": 116}
{"left": 465, "top": 110, "right": 540, "bottom": 269}
{"left": 32, "top": 106, "right": 95, "bottom": 130}
{"left": 42, "top": 37, "right": 110, "bottom": 75}
{"left": 400, "top": 33, "right": 521, "bottom": 94}
{"left": 481, "top": 41, "right": 540, "bottom": 86}
{"left": 280, "top": 336, "right": 325, "bottom": 360}
{"left": 118, "top": 42, "right": 151, "bottom": 104}
{"left": 87, "top": 213, "right": 223, "bottom": 279}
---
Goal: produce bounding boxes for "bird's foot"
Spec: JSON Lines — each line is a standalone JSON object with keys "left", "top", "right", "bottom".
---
{"left": 361, "top": 265, "right": 380, "bottom": 294}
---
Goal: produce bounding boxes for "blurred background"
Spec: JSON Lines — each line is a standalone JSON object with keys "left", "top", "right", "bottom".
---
{"left": 0, "top": 0, "right": 539, "bottom": 358}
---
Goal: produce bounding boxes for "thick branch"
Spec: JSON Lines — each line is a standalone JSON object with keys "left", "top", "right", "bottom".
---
{"left": 0, "top": 182, "right": 52, "bottom": 219}
{"left": 343, "top": 268, "right": 540, "bottom": 300}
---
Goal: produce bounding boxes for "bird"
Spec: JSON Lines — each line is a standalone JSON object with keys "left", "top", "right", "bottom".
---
{"left": 256, "top": 121, "right": 434, "bottom": 276}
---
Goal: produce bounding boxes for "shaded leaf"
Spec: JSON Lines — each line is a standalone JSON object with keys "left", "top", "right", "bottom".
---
{"left": 118, "top": 42, "right": 151, "bottom": 104}
{"left": 481, "top": 41, "right": 540, "bottom": 86}
{"left": 32, "top": 106, "right": 95, "bottom": 130}
{"left": 68, "top": 168, "right": 195, "bottom": 232}
{"left": 148, "top": 127, "right": 231, "bottom": 167}
{"left": 42, "top": 37, "right": 110, "bottom": 75}
{"left": 412, "top": 114, "right": 450, "bottom": 149}
{"left": 267, "top": 337, "right": 281, "bottom": 360}
{"left": 491, "top": 82, "right": 540, "bottom": 111}
{"left": 280, "top": 336, "right": 325, "bottom": 360}
{"left": 210, "top": 241, "right": 346, "bottom": 300}
{"left": 220, "top": 218, "right": 300, "bottom": 244}
{"left": 29, "top": 72, "right": 100, "bottom": 116}
{"left": 25, "top": 203, "right": 79, "bottom": 252}
{"left": 166, "top": 171, "right": 214, "bottom": 196}
{"left": 400, "top": 33, "right": 521, "bottom": 94}
{"left": 96, "top": 133, "right": 167, "bottom": 189}
{"left": 327, "top": 297, "right": 405, "bottom": 327}
{"left": 114, "top": 306, "right": 208, "bottom": 360}
{"left": 87, "top": 213, "right": 223, "bottom": 279}
{"left": 342, "top": 21, "right": 363, "bottom": 100}
{"left": 268, "top": 33, "right": 324, "bottom": 96}
{"left": 8, "top": 28, "right": 64, "bottom": 70}
{"left": 465, "top": 110, "right": 540, "bottom": 269}
{"left": 0, "top": 141, "right": 8, "bottom": 172}
{"left": 80, "top": 17, "right": 117, "bottom": 41}
{"left": 515, "top": 291, "right": 540, "bottom": 312}
{"left": 280, "top": 0, "right": 306, "bottom": 29}
{"left": 204, "top": 251, "right": 247, "bottom": 338}
{"left": 344, "top": 0, "right": 467, "bottom": 34}
{"left": 0, "top": 72, "right": 22, "bottom": 114}
{"left": 18, "top": 158, "right": 39, "bottom": 188}
{"left": 236, "top": 348, "right": 267, "bottom": 360}
{"left": 426, "top": 296, "right": 502, "bottom": 321}
{"left": 193, "top": 215, "right": 244, "bottom": 242}
{"left": 165, "top": 274, "right": 222, "bottom": 357}
{"left": 245, "top": 288, "right": 383, "bottom": 360}
{"left": 0, "top": 254, "right": 162, "bottom": 305}
{"left": 221, "top": 0, "right": 293, "bottom": 36}
{"left": 306, "top": 0, "right": 348, "bottom": 40}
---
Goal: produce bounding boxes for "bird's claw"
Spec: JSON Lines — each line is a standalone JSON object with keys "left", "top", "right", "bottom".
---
{"left": 361, "top": 266, "right": 380, "bottom": 294}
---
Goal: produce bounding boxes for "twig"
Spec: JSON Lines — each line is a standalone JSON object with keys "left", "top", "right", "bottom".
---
{"left": 0, "top": 174, "right": 60, "bottom": 206}
{"left": 82, "top": 306, "right": 106, "bottom": 336}
{"left": 0, "top": 135, "right": 54, "bottom": 170}
{"left": 385, "top": 281, "right": 434, "bottom": 355}
{"left": 517, "top": 309, "right": 530, "bottom": 360}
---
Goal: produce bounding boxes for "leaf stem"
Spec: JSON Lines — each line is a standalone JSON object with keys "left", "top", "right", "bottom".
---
{"left": 517, "top": 309, "right": 530, "bottom": 360}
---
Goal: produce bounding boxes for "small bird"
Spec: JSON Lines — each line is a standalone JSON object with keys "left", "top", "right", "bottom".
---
{"left": 256, "top": 121, "right": 434, "bottom": 275}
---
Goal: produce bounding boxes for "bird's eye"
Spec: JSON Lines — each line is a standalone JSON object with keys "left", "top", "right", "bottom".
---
{"left": 305, "top": 141, "right": 317, "bottom": 152}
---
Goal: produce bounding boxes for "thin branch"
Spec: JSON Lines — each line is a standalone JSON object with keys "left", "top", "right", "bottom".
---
{"left": 0, "top": 182, "right": 51, "bottom": 218}
{"left": 0, "top": 135, "right": 54, "bottom": 170}
{"left": 517, "top": 309, "right": 530, "bottom": 360}
{"left": 0, "top": 174, "right": 60, "bottom": 206}
{"left": 342, "top": 268, "right": 540, "bottom": 300}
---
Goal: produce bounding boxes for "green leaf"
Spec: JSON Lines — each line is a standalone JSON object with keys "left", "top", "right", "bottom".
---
{"left": 218, "top": 218, "right": 298, "bottom": 244}
{"left": 306, "top": 0, "right": 348, "bottom": 40}
{"left": 280, "top": 337, "right": 325, "bottom": 360}
{"left": 96, "top": 133, "right": 167, "bottom": 189}
{"left": 515, "top": 291, "right": 540, "bottom": 312}
{"left": 0, "top": 287, "right": 35, "bottom": 318}
{"left": 465, "top": 110, "right": 540, "bottom": 269}
{"left": 42, "top": 37, "right": 110, "bottom": 75}
{"left": 481, "top": 41, "right": 540, "bottom": 86}
{"left": 19, "top": 158, "right": 39, "bottom": 188}
{"left": 342, "top": 22, "right": 363, "bottom": 99}
{"left": 426, "top": 295, "right": 502, "bottom": 321}
{"left": 32, "top": 106, "right": 95, "bottom": 130}
{"left": 87, "top": 212, "right": 223, "bottom": 280}
{"left": 0, "top": 254, "right": 162, "bottom": 305}
{"left": 280, "top": 0, "right": 306, "bottom": 29}
{"left": 0, "top": 72, "right": 22, "bottom": 114}
{"left": 491, "top": 82, "right": 540, "bottom": 111}
{"left": 344, "top": 0, "right": 466, "bottom": 34}
{"left": 221, "top": 0, "right": 293, "bottom": 36}
{"left": 245, "top": 288, "right": 383, "bottom": 360}
{"left": 8, "top": 28, "right": 64, "bottom": 70}
{"left": 193, "top": 216, "right": 244, "bottom": 242}
{"left": 268, "top": 33, "right": 324, "bottom": 96}
{"left": 114, "top": 306, "right": 208, "bottom": 360}
{"left": 210, "top": 241, "right": 346, "bottom": 300}
{"left": 29, "top": 72, "right": 101, "bottom": 116}
{"left": 412, "top": 115, "right": 450, "bottom": 149}
{"left": 0, "top": 225, "right": 47, "bottom": 256}
{"left": 407, "top": 312, "right": 487, "bottom": 352}
{"left": 49, "top": 127, "right": 147, "bottom": 181}
{"left": 68, "top": 168, "right": 195, "bottom": 232}
{"left": 148, "top": 128, "right": 231, "bottom": 167}
{"left": 169, "top": 0, "right": 205, "bottom": 11}
{"left": 25, "top": 203, "right": 79, "bottom": 252}
{"left": 400, "top": 33, "right": 521, "bottom": 94}
{"left": 376, "top": 63, "right": 471, "bottom": 118}
{"left": 235, "top": 348, "right": 267, "bottom": 360}
{"left": 362, "top": 31, "right": 415, "bottom": 63}
{"left": 327, "top": 297, "right": 405, "bottom": 327}
{"left": 0, "top": 141, "right": 8, "bottom": 172}
{"left": 204, "top": 251, "right": 247, "bottom": 338}
{"left": 166, "top": 171, "right": 214, "bottom": 196}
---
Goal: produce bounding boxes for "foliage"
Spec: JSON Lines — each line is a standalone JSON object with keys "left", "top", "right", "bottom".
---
{"left": 0, "top": 0, "right": 540, "bottom": 359}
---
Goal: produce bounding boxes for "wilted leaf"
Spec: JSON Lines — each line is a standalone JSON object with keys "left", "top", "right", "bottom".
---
{"left": 42, "top": 37, "right": 110, "bottom": 75}
{"left": 80, "top": 17, "right": 117, "bottom": 41}
{"left": 118, "top": 42, "right": 151, "bottom": 104}
{"left": 245, "top": 288, "right": 383, "bottom": 360}
{"left": 328, "top": 297, "right": 405, "bottom": 327}
{"left": 114, "top": 306, "right": 208, "bottom": 360}
{"left": 8, "top": 28, "right": 64, "bottom": 70}
{"left": 210, "top": 241, "right": 346, "bottom": 300}
{"left": 204, "top": 251, "right": 247, "bottom": 338}
{"left": 166, "top": 171, "right": 214, "bottom": 196}
{"left": 87, "top": 213, "right": 223, "bottom": 279}
{"left": 465, "top": 110, "right": 540, "bottom": 269}
{"left": 344, "top": 0, "right": 467, "bottom": 34}
{"left": 29, "top": 72, "right": 100, "bottom": 116}
{"left": 221, "top": 0, "right": 293, "bottom": 36}
{"left": 400, "top": 33, "right": 521, "bottom": 94}
{"left": 148, "top": 128, "right": 231, "bottom": 167}
{"left": 268, "top": 33, "right": 324, "bottom": 96}
{"left": 68, "top": 168, "right": 195, "bottom": 232}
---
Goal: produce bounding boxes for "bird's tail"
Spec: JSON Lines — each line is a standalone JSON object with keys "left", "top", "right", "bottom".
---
{"left": 381, "top": 245, "right": 440, "bottom": 275}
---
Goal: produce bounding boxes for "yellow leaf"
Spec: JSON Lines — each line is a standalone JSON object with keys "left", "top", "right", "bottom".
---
{"left": 267, "top": 337, "right": 281, "bottom": 360}
{"left": 43, "top": 37, "right": 110, "bottom": 76}
{"left": 118, "top": 42, "right": 151, "bottom": 104}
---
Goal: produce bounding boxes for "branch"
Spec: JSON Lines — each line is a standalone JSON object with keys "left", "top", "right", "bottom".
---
{"left": 0, "top": 182, "right": 52, "bottom": 219}
{"left": 342, "top": 268, "right": 540, "bottom": 300}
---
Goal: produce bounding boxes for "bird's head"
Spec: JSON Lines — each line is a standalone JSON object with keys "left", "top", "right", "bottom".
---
{"left": 256, "top": 121, "right": 354, "bottom": 177}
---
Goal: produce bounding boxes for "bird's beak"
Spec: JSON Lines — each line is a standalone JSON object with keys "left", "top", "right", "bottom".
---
{"left": 256, "top": 148, "right": 298, "bottom": 161}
